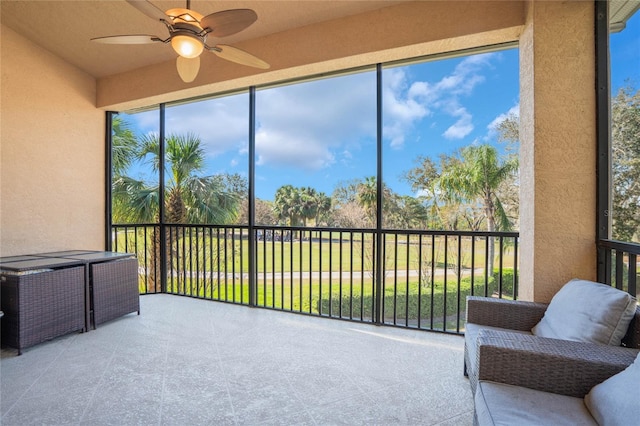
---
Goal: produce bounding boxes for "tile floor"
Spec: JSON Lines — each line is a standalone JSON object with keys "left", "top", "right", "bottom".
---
{"left": 1, "top": 294, "right": 473, "bottom": 425}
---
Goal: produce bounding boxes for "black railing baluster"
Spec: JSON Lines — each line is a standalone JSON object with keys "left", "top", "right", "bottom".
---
{"left": 299, "top": 231, "right": 303, "bottom": 313}
{"left": 328, "top": 231, "right": 333, "bottom": 317}
{"left": 309, "top": 230, "right": 313, "bottom": 314}
{"left": 470, "top": 236, "right": 476, "bottom": 297}
{"left": 498, "top": 236, "right": 504, "bottom": 298}
{"left": 597, "top": 239, "right": 640, "bottom": 298}
{"left": 289, "top": 228, "right": 294, "bottom": 311}
{"left": 221, "top": 227, "right": 226, "bottom": 301}
{"left": 339, "top": 231, "right": 344, "bottom": 318}
{"left": 430, "top": 234, "right": 435, "bottom": 331}
{"left": 615, "top": 250, "right": 624, "bottom": 290}
{"left": 443, "top": 235, "right": 448, "bottom": 332}
{"left": 629, "top": 254, "right": 637, "bottom": 297}
{"left": 143, "top": 227, "right": 149, "bottom": 293}
{"left": 263, "top": 228, "right": 267, "bottom": 307}
{"left": 231, "top": 228, "right": 236, "bottom": 303}
{"left": 272, "top": 229, "right": 276, "bottom": 308}
{"left": 123, "top": 226, "right": 129, "bottom": 254}
{"left": 280, "top": 229, "right": 285, "bottom": 311}
{"left": 182, "top": 226, "right": 187, "bottom": 295}
{"left": 513, "top": 236, "right": 519, "bottom": 300}
{"left": 216, "top": 228, "right": 221, "bottom": 300}
{"left": 112, "top": 223, "right": 524, "bottom": 334}
{"left": 319, "top": 230, "right": 323, "bottom": 316}
{"left": 191, "top": 227, "right": 197, "bottom": 296}
{"left": 393, "top": 234, "right": 398, "bottom": 325}
{"left": 417, "top": 234, "right": 422, "bottom": 329}
{"left": 208, "top": 227, "right": 213, "bottom": 299}
{"left": 484, "top": 237, "right": 489, "bottom": 297}
{"left": 405, "top": 233, "right": 410, "bottom": 327}
{"left": 349, "top": 233, "right": 354, "bottom": 320}
{"left": 361, "top": 231, "right": 366, "bottom": 322}
{"left": 456, "top": 236, "right": 462, "bottom": 333}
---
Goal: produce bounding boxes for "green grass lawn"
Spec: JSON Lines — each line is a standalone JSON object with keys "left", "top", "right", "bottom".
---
{"left": 116, "top": 228, "right": 517, "bottom": 274}
{"left": 119, "top": 227, "right": 517, "bottom": 330}
{"left": 161, "top": 268, "right": 516, "bottom": 325}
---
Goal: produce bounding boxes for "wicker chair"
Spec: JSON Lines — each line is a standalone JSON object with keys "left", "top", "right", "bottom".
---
{"left": 473, "top": 350, "right": 640, "bottom": 426}
{"left": 464, "top": 296, "right": 640, "bottom": 397}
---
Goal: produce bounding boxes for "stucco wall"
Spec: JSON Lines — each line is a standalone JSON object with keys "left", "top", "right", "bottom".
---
{"left": 519, "top": 1, "right": 597, "bottom": 302}
{"left": 0, "top": 25, "right": 105, "bottom": 256}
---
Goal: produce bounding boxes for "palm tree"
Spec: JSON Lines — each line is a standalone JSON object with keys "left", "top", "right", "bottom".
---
{"left": 274, "top": 184, "right": 302, "bottom": 226}
{"left": 113, "top": 132, "right": 241, "bottom": 291}
{"left": 298, "top": 187, "right": 319, "bottom": 227}
{"left": 314, "top": 191, "right": 332, "bottom": 226}
{"left": 111, "top": 116, "right": 138, "bottom": 176}
{"left": 438, "top": 144, "right": 518, "bottom": 270}
{"left": 357, "top": 176, "right": 378, "bottom": 226}
{"left": 126, "top": 132, "right": 242, "bottom": 224}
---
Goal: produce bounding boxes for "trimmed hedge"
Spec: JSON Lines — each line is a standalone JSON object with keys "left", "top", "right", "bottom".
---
{"left": 316, "top": 268, "right": 516, "bottom": 320}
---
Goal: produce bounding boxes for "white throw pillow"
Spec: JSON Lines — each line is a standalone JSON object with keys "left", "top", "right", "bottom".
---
{"left": 584, "top": 352, "right": 640, "bottom": 426}
{"left": 531, "top": 279, "right": 637, "bottom": 346}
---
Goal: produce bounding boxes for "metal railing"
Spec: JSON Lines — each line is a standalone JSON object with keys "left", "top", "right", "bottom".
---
{"left": 597, "top": 239, "right": 640, "bottom": 299}
{"left": 112, "top": 224, "right": 519, "bottom": 334}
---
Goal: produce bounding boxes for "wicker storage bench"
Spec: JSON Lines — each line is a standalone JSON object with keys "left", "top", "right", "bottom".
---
{"left": 1, "top": 264, "right": 86, "bottom": 354}
{"left": 35, "top": 251, "right": 140, "bottom": 329}
{"left": 91, "top": 257, "right": 139, "bottom": 327}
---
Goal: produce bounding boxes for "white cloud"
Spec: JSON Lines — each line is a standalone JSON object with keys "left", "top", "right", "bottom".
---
{"left": 383, "top": 52, "right": 498, "bottom": 147}
{"left": 162, "top": 94, "right": 250, "bottom": 159}
{"left": 383, "top": 68, "right": 431, "bottom": 148}
{"left": 481, "top": 103, "right": 520, "bottom": 142}
{"left": 255, "top": 128, "right": 335, "bottom": 170}
{"left": 443, "top": 109, "right": 474, "bottom": 139}
{"left": 130, "top": 51, "right": 501, "bottom": 171}
{"left": 255, "top": 73, "right": 377, "bottom": 172}
{"left": 488, "top": 104, "right": 520, "bottom": 131}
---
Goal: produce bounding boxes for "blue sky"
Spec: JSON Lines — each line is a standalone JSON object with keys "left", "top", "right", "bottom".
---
{"left": 124, "top": 13, "right": 638, "bottom": 202}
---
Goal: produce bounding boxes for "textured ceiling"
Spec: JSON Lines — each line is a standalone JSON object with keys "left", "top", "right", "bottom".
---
{"left": 0, "top": 0, "right": 400, "bottom": 78}
{"left": 3, "top": 1, "right": 637, "bottom": 79}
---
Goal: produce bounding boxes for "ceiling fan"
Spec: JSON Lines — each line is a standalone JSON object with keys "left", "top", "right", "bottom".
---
{"left": 91, "top": 0, "right": 270, "bottom": 83}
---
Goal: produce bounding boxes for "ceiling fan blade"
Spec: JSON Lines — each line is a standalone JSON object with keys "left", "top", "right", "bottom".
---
{"left": 201, "top": 9, "right": 258, "bottom": 38}
{"left": 176, "top": 56, "right": 200, "bottom": 83}
{"left": 212, "top": 45, "right": 270, "bottom": 69}
{"left": 126, "top": 0, "right": 170, "bottom": 22}
{"left": 91, "top": 35, "right": 160, "bottom": 44}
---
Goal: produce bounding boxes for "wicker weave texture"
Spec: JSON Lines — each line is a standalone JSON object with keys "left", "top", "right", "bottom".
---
{"left": 91, "top": 258, "right": 139, "bottom": 327}
{"left": 1, "top": 266, "right": 85, "bottom": 352}
{"left": 475, "top": 329, "right": 639, "bottom": 398}
{"left": 466, "top": 296, "right": 548, "bottom": 331}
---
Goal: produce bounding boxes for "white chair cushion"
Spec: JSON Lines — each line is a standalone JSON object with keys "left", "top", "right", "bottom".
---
{"left": 584, "top": 351, "right": 640, "bottom": 426}
{"left": 475, "top": 381, "right": 597, "bottom": 426}
{"left": 531, "top": 279, "right": 637, "bottom": 346}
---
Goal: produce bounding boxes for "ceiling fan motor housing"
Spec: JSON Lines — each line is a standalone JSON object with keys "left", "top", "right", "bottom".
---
{"left": 91, "top": 0, "right": 269, "bottom": 82}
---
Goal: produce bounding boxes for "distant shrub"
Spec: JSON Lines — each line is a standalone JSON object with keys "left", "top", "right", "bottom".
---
{"left": 316, "top": 268, "right": 517, "bottom": 322}
{"left": 491, "top": 267, "right": 516, "bottom": 298}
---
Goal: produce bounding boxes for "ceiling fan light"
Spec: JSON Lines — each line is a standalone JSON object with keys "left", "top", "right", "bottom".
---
{"left": 166, "top": 8, "right": 204, "bottom": 26}
{"left": 177, "top": 56, "right": 200, "bottom": 83}
{"left": 171, "top": 34, "right": 204, "bottom": 58}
